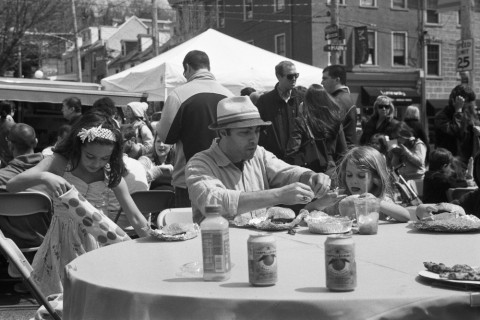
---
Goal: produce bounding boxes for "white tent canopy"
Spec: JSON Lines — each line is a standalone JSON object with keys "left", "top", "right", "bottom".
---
{"left": 101, "top": 29, "right": 324, "bottom": 101}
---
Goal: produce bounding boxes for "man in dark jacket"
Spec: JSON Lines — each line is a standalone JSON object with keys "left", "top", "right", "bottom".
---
{"left": 434, "top": 84, "right": 476, "bottom": 163}
{"left": 322, "top": 65, "right": 357, "bottom": 147}
{"left": 155, "top": 50, "right": 233, "bottom": 207}
{"left": 256, "top": 61, "right": 302, "bottom": 161}
{"left": 0, "top": 123, "right": 51, "bottom": 255}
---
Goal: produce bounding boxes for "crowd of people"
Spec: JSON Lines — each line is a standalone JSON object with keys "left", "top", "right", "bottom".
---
{"left": 0, "top": 49, "right": 478, "bottom": 298}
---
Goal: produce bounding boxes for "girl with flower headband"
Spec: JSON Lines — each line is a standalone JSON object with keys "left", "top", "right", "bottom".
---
{"left": 7, "top": 112, "right": 149, "bottom": 295}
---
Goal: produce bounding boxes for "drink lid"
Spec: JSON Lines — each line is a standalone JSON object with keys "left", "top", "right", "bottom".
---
{"left": 205, "top": 197, "right": 222, "bottom": 214}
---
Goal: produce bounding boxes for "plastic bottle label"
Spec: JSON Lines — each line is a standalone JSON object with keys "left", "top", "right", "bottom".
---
{"left": 202, "top": 229, "right": 231, "bottom": 273}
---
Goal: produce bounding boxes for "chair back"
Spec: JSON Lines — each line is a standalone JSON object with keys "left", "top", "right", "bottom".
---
{"left": 157, "top": 208, "right": 193, "bottom": 227}
{"left": 0, "top": 192, "right": 53, "bottom": 253}
{"left": 0, "top": 192, "right": 52, "bottom": 217}
{"left": 114, "top": 189, "right": 175, "bottom": 225}
{"left": 0, "top": 230, "right": 62, "bottom": 320}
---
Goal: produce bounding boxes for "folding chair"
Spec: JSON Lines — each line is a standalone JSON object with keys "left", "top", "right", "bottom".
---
{"left": 156, "top": 207, "right": 193, "bottom": 227}
{"left": 0, "top": 192, "right": 53, "bottom": 255}
{"left": 114, "top": 189, "right": 175, "bottom": 230}
{"left": 0, "top": 230, "right": 62, "bottom": 320}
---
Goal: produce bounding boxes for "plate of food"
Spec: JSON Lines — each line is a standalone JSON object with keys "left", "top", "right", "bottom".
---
{"left": 419, "top": 262, "right": 480, "bottom": 286}
{"left": 304, "top": 211, "right": 352, "bottom": 234}
{"left": 413, "top": 213, "right": 480, "bottom": 233}
{"left": 251, "top": 207, "right": 303, "bottom": 231}
{"left": 149, "top": 222, "right": 200, "bottom": 241}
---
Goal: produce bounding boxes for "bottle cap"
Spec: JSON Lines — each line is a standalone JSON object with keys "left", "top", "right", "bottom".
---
{"left": 205, "top": 197, "right": 222, "bottom": 214}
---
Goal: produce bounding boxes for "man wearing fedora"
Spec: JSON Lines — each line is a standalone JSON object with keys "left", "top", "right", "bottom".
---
{"left": 186, "top": 96, "right": 334, "bottom": 224}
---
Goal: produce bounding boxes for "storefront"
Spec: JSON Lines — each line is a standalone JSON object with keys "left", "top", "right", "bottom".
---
{"left": 361, "top": 86, "right": 421, "bottom": 119}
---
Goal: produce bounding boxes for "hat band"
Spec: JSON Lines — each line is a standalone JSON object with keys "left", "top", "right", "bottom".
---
{"left": 217, "top": 110, "right": 261, "bottom": 126}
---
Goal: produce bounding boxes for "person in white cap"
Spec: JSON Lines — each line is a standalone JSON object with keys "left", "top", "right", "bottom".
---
{"left": 186, "top": 96, "right": 338, "bottom": 224}
{"left": 125, "top": 101, "right": 153, "bottom": 157}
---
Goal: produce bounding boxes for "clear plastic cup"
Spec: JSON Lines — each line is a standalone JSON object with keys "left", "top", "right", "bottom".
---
{"left": 354, "top": 197, "right": 380, "bottom": 235}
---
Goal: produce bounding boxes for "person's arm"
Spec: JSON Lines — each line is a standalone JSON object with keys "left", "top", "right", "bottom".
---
{"left": 398, "top": 141, "right": 426, "bottom": 168}
{"left": 343, "top": 105, "right": 358, "bottom": 147}
{"left": 434, "top": 108, "right": 463, "bottom": 137}
{"left": 6, "top": 155, "right": 71, "bottom": 196}
{"left": 112, "top": 178, "right": 149, "bottom": 237}
{"left": 380, "top": 199, "right": 409, "bottom": 222}
{"left": 136, "top": 124, "right": 154, "bottom": 156}
{"left": 156, "top": 93, "right": 181, "bottom": 144}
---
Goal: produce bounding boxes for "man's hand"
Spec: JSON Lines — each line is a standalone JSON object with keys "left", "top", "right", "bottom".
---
{"left": 278, "top": 182, "right": 314, "bottom": 205}
{"left": 307, "top": 173, "right": 331, "bottom": 198}
{"left": 304, "top": 192, "right": 347, "bottom": 211}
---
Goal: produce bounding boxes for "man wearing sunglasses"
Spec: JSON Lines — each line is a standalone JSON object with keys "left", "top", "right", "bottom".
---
{"left": 256, "top": 61, "right": 302, "bottom": 162}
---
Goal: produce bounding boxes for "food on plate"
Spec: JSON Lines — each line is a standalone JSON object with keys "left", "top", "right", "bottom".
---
{"left": 267, "top": 207, "right": 296, "bottom": 224}
{"left": 305, "top": 213, "right": 352, "bottom": 234}
{"left": 413, "top": 214, "right": 480, "bottom": 232}
{"left": 423, "top": 261, "right": 480, "bottom": 281}
{"left": 416, "top": 203, "right": 466, "bottom": 220}
{"left": 162, "top": 222, "right": 195, "bottom": 236}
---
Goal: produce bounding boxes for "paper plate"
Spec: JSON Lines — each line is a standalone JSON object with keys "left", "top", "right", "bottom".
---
{"left": 419, "top": 270, "right": 480, "bottom": 286}
{"left": 149, "top": 224, "right": 200, "bottom": 241}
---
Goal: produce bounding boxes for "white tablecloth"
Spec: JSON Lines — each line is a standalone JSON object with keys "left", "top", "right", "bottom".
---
{"left": 64, "top": 222, "right": 480, "bottom": 320}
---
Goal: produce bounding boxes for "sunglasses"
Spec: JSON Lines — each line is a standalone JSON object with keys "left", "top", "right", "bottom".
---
{"left": 377, "top": 104, "right": 391, "bottom": 110}
{"left": 286, "top": 73, "right": 299, "bottom": 80}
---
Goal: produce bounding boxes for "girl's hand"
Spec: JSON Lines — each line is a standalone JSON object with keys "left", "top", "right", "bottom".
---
{"left": 42, "top": 172, "right": 72, "bottom": 197}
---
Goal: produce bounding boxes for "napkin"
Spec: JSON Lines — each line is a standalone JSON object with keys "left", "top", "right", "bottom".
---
{"left": 59, "top": 186, "right": 131, "bottom": 245}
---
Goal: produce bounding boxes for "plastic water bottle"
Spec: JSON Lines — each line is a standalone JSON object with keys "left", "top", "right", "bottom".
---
{"left": 201, "top": 202, "right": 231, "bottom": 281}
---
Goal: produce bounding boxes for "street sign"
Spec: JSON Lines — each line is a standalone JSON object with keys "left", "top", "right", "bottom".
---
{"left": 456, "top": 39, "right": 474, "bottom": 72}
{"left": 324, "top": 24, "right": 339, "bottom": 40}
{"left": 323, "top": 44, "right": 347, "bottom": 52}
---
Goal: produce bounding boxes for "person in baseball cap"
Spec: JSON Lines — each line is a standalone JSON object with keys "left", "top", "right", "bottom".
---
{"left": 185, "top": 96, "right": 335, "bottom": 224}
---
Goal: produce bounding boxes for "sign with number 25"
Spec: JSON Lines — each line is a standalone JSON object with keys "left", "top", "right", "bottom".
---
{"left": 456, "top": 39, "right": 474, "bottom": 72}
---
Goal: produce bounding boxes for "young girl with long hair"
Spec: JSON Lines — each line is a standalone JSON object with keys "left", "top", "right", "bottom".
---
{"left": 307, "top": 146, "right": 409, "bottom": 222}
{"left": 7, "top": 113, "right": 149, "bottom": 295}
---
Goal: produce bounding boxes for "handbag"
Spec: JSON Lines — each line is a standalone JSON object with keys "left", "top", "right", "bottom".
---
{"left": 296, "top": 118, "right": 334, "bottom": 174}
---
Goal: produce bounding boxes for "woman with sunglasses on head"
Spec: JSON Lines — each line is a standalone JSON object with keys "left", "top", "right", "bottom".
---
{"left": 359, "top": 95, "right": 400, "bottom": 145}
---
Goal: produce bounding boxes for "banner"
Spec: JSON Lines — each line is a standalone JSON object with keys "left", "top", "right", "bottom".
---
{"left": 354, "top": 26, "right": 369, "bottom": 65}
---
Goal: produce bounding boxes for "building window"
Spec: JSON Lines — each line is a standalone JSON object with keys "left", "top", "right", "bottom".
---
{"left": 360, "top": 0, "right": 376, "bottom": 7}
{"left": 274, "top": 0, "right": 285, "bottom": 12}
{"left": 244, "top": 0, "right": 253, "bottom": 20}
{"left": 392, "top": 0, "right": 406, "bottom": 9}
{"left": 426, "top": 44, "right": 440, "bottom": 76}
{"left": 92, "top": 52, "right": 97, "bottom": 69}
{"left": 217, "top": 0, "right": 225, "bottom": 28}
{"left": 426, "top": 0, "right": 439, "bottom": 24}
{"left": 275, "top": 33, "right": 286, "bottom": 56}
{"left": 81, "top": 57, "right": 85, "bottom": 71}
{"left": 365, "top": 31, "right": 376, "bottom": 65}
{"left": 392, "top": 32, "right": 407, "bottom": 66}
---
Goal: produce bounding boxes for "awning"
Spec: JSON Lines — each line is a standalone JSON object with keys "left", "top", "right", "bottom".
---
{"left": 361, "top": 87, "right": 421, "bottom": 107}
{"left": 0, "top": 83, "right": 146, "bottom": 107}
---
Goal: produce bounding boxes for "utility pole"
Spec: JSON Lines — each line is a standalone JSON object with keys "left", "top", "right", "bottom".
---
{"left": 71, "top": 0, "right": 82, "bottom": 82}
{"left": 152, "top": 0, "right": 159, "bottom": 56}
{"left": 330, "top": 0, "right": 340, "bottom": 65}
{"left": 459, "top": 0, "right": 475, "bottom": 88}
{"left": 418, "top": 1, "right": 428, "bottom": 139}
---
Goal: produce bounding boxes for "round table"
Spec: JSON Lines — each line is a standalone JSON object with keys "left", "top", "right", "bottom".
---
{"left": 64, "top": 222, "right": 480, "bottom": 320}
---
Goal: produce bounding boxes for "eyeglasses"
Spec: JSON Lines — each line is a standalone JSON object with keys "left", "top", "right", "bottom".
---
{"left": 286, "top": 73, "right": 300, "bottom": 80}
{"left": 377, "top": 104, "right": 391, "bottom": 110}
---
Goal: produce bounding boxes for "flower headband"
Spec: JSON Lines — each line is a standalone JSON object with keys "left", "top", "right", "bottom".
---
{"left": 77, "top": 125, "right": 116, "bottom": 143}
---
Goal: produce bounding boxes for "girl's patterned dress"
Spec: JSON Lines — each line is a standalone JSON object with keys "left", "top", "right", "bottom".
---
{"left": 31, "top": 167, "right": 109, "bottom": 296}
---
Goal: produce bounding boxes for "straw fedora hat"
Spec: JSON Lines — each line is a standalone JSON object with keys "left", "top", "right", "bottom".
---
{"left": 209, "top": 96, "right": 271, "bottom": 130}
